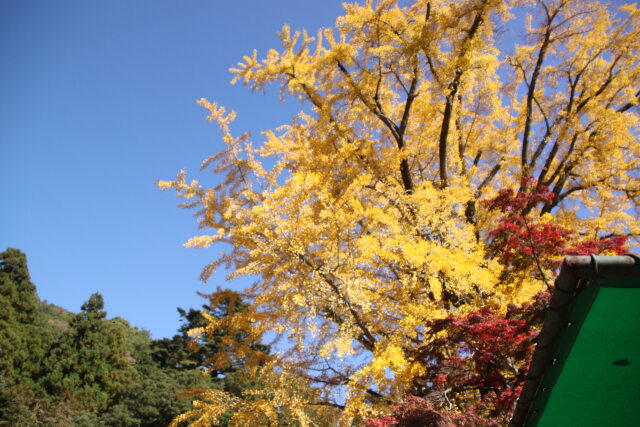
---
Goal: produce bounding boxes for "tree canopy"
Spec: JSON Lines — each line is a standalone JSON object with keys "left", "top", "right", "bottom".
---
{"left": 160, "top": 0, "right": 639, "bottom": 423}
{"left": 0, "top": 248, "right": 269, "bottom": 426}
{"left": 0, "top": 248, "right": 45, "bottom": 387}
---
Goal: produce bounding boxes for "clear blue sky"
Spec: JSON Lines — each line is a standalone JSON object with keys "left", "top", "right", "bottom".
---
{"left": 1, "top": 0, "right": 344, "bottom": 338}
{"left": 1, "top": 0, "right": 632, "bottom": 339}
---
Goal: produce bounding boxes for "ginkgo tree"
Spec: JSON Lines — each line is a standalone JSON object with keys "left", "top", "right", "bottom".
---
{"left": 159, "top": 0, "right": 639, "bottom": 423}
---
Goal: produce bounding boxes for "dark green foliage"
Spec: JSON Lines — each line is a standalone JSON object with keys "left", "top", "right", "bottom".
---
{"left": 0, "top": 249, "right": 49, "bottom": 387}
{"left": 41, "top": 292, "right": 139, "bottom": 413}
{"left": 80, "top": 292, "right": 106, "bottom": 318}
{"left": 0, "top": 249, "right": 56, "bottom": 424}
{"left": 152, "top": 292, "right": 270, "bottom": 374}
{"left": 0, "top": 248, "right": 38, "bottom": 323}
{"left": 151, "top": 297, "right": 228, "bottom": 371}
{"left": 0, "top": 381, "right": 69, "bottom": 426}
{"left": 0, "top": 248, "right": 269, "bottom": 426}
{"left": 98, "top": 367, "right": 212, "bottom": 426}
{"left": 150, "top": 332, "right": 195, "bottom": 371}
{"left": 151, "top": 304, "right": 224, "bottom": 372}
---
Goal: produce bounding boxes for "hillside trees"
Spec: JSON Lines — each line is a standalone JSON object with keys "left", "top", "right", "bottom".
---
{"left": 0, "top": 248, "right": 48, "bottom": 387}
{"left": 36, "top": 292, "right": 237, "bottom": 425}
{"left": 1, "top": 247, "right": 277, "bottom": 426}
{"left": 1, "top": 248, "right": 262, "bottom": 425}
{"left": 97, "top": 325, "right": 215, "bottom": 427}
{"left": 0, "top": 248, "right": 56, "bottom": 424}
{"left": 41, "top": 292, "right": 140, "bottom": 414}
{"left": 159, "top": 0, "right": 639, "bottom": 422}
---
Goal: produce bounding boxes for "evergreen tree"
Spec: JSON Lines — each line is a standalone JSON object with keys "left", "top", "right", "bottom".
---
{"left": 152, "top": 291, "right": 269, "bottom": 375}
{"left": 41, "top": 292, "right": 138, "bottom": 413}
{"left": 98, "top": 365, "right": 213, "bottom": 426}
{"left": 1, "top": 248, "right": 274, "bottom": 425}
{"left": 78, "top": 325, "right": 210, "bottom": 426}
{"left": 0, "top": 248, "right": 55, "bottom": 424}
{"left": 0, "top": 248, "right": 46, "bottom": 384}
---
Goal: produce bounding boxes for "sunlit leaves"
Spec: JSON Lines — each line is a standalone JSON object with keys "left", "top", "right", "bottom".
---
{"left": 160, "top": 0, "right": 638, "bottom": 423}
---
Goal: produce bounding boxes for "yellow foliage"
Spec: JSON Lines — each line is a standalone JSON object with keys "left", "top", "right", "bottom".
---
{"left": 160, "top": 0, "right": 639, "bottom": 423}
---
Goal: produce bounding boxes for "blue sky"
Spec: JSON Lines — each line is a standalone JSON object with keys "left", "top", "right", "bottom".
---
{"left": 1, "top": 0, "right": 344, "bottom": 338}
{"left": 1, "top": 0, "right": 633, "bottom": 340}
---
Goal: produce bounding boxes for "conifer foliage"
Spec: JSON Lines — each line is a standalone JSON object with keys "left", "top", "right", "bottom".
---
{"left": 0, "top": 248, "right": 44, "bottom": 387}
{"left": 0, "top": 248, "right": 265, "bottom": 426}
{"left": 160, "top": 0, "right": 639, "bottom": 423}
{"left": 41, "top": 292, "right": 138, "bottom": 413}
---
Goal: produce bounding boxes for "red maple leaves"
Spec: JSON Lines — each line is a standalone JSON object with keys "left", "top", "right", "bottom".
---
{"left": 484, "top": 178, "right": 627, "bottom": 266}
{"left": 367, "top": 293, "right": 549, "bottom": 426}
{"left": 366, "top": 178, "right": 628, "bottom": 425}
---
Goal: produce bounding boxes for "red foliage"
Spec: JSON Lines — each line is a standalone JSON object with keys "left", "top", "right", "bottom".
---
{"left": 367, "top": 293, "right": 550, "bottom": 426}
{"left": 365, "top": 397, "right": 454, "bottom": 427}
{"left": 483, "top": 179, "right": 569, "bottom": 267}
{"left": 564, "top": 235, "right": 628, "bottom": 256}
{"left": 367, "top": 180, "right": 628, "bottom": 426}
{"left": 484, "top": 178, "right": 554, "bottom": 213}
{"left": 484, "top": 178, "right": 627, "bottom": 267}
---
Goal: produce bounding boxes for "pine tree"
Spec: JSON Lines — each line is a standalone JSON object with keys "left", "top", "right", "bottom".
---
{"left": 41, "top": 292, "right": 138, "bottom": 413}
{"left": 0, "top": 248, "right": 45, "bottom": 384}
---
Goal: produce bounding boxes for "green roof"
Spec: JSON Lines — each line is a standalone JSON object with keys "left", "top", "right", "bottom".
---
{"left": 510, "top": 255, "right": 640, "bottom": 426}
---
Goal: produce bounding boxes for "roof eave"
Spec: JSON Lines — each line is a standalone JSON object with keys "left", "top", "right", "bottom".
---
{"left": 509, "top": 254, "right": 640, "bottom": 426}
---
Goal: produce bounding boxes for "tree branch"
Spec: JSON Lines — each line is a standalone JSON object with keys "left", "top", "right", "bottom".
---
{"left": 521, "top": 10, "right": 556, "bottom": 170}
{"left": 438, "top": 2, "right": 487, "bottom": 187}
